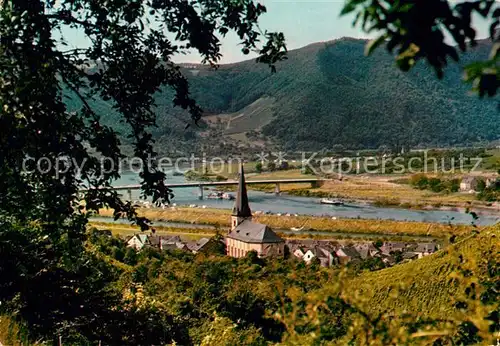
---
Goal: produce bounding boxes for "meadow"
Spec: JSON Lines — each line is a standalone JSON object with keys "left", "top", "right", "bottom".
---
{"left": 90, "top": 221, "right": 443, "bottom": 243}
{"left": 97, "top": 207, "right": 473, "bottom": 238}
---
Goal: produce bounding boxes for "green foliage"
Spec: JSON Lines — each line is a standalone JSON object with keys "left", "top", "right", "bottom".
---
{"left": 0, "top": 0, "right": 285, "bottom": 344}
{"left": 477, "top": 178, "right": 487, "bottom": 192}
{"left": 199, "top": 233, "right": 227, "bottom": 256}
{"left": 259, "top": 39, "right": 498, "bottom": 150}
{"left": 409, "top": 174, "right": 460, "bottom": 193}
{"left": 302, "top": 165, "right": 315, "bottom": 175}
{"left": 477, "top": 179, "right": 500, "bottom": 201}
{"left": 342, "top": 0, "right": 499, "bottom": 97}
{"left": 255, "top": 162, "right": 263, "bottom": 173}
{"left": 277, "top": 230, "right": 499, "bottom": 345}
{"left": 18, "top": 229, "right": 489, "bottom": 345}
{"left": 77, "top": 39, "right": 498, "bottom": 151}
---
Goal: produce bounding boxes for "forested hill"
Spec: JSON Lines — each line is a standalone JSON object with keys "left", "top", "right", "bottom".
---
{"left": 183, "top": 37, "right": 498, "bottom": 150}
{"left": 75, "top": 38, "right": 499, "bottom": 152}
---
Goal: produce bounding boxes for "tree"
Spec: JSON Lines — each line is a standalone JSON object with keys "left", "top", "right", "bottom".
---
{"left": 0, "top": 0, "right": 286, "bottom": 230}
{"left": 267, "top": 162, "right": 277, "bottom": 172}
{"left": 342, "top": 0, "right": 499, "bottom": 97}
{"left": 279, "top": 161, "right": 289, "bottom": 170}
{"left": 477, "top": 178, "right": 487, "bottom": 192}
{"left": 0, "top": 0, "right": 285, "bottom": 342}
{"left": 255, "top": 162, "right": 263, "bottom": 173}
{"left": 302, "top": 165, "right": 315, "bottom": 175}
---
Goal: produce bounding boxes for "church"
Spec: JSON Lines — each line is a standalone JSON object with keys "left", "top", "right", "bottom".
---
{"left": 226, "top": 165, "right": 285, "bottom": 258}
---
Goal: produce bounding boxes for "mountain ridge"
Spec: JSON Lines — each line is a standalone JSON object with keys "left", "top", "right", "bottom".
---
{"left": 69, "top": 37, "right": 499, "bottom": 154}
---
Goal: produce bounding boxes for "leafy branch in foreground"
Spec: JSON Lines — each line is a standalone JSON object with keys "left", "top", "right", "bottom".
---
{"left": 0, "top": 0, "right": 285, "bottom": 342}
{"left": 0, "top": 0, "right": 286, "bottom": 233}
{"left": 342, "top": 0, "right": 499, "bottom": 97}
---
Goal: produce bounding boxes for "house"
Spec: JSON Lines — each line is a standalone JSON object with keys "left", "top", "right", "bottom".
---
{"left": 186, "top": 238, "right": 210, "bottom": 253}
{"left": 380, "top": 242, "right": 408, "bottom": 255}
{"left": 335, "top": 246, "right": 361, "bottom": 264}
{"left": 486, "top": 177, "right": 498, "bottom": 189}
{"left": 226, "top": 165, "right": 285, "bottom": 258}
{"left": 303, "top": 246, "right": 337, "bottom": 267}
{"left": 353, "top": 243, "right": 379, "bottom": 259}
{"left": 148, "top": 235, "right": 162, "bottom": 249}
{"left": 413, "top": 242, "right": 436, "bottom": 258}
{"left": 127, "top": 234, "right": 167, "bottom": 250}
{"left": 161, "top": 242, "right": 189, "bottom": 251}
{"left": 160, "top": 235, "right": 189, "bottom": 252}
{"left": 292, "top": 247, "right": 307, "bottom": 260}
{"left": 285, "top": 240, "right": 340, "bottom": 267}
{"left": 402, "top": 252, "right": 419, "bottom": 261}
{"left": 127, "top": 234, "right": 149, "bottom": 250}
{"left": 302, "top": 249, "right": 316, "bottom": 263}
{"left": 460, "top": 176, "right": 480, "bottom": 192}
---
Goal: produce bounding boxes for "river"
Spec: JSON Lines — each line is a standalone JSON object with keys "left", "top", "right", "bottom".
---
{"left": 111, "top": 170, "right": 500, "bottom": 226}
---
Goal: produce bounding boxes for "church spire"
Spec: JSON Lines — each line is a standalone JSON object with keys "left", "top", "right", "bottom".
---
{"left": 232, "top": 164, "right": 252, "bottom": 218}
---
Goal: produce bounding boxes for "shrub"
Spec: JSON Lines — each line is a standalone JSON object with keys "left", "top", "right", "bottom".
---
{"left": 255, "top": 162, "right": 263, "bottom": 173}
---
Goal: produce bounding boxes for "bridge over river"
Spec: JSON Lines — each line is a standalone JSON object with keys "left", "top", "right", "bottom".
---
{"left": 81, "top": 178, "right": 325, "bottom": 200}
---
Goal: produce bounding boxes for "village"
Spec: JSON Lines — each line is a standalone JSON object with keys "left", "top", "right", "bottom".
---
{"left": 122, "top": 166, "right": 439, "bottom": 268}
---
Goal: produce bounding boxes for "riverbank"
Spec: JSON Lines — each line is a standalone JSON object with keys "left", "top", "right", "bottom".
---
{"left": 89, "top": 220, "right": 443, "bottom": 243}
{"left": 218, "top": 171, "right": 500, "bottom": 214}
{"left": 97, "top": 206, "right": 473, "bottom": 238}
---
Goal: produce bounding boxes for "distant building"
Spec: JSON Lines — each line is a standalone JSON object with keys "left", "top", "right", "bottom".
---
{"left": 302, "top": 246, "right": 337, "bottom": 267}
{"left": 413, "top": 243, "right": 437, "bottom": 258}
{"left": 160, "top": 235, "right": 189, "bottom": 251}
{"left": 460, "top": 176, "right": 480, "bottom": 192}
{"left": 226, "top": 165, "right": 284, "bottom": 258}
{"left": 379, "top": 241, "right": 409, "bottom": 255}
{"left": 287, "top": 240, "right": 339, "bottom": 267}
{"left": 292, "top": 247, "right": 306, "bottom": 260}
{"left": 402, "top": 252, "right": 419, "bottom": 261}
{"left": 186, "top": 238, "right": 211, "bottom": 253}
{"left": 335, "top": 246, "right": 361, "bottom": 264}
{"left": 127, "top": 234, "right": 149, "bottom": 250}
{"left": 127, "top": 234, "right": 166, "bottom": 250}
{"left": 486, "top": 177, "right": 498, "bottom": 189}
{"left": 353, "top": 243, "right": 379, "bottom": 259}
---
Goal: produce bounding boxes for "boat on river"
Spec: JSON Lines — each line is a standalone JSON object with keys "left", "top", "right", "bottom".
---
{"left": 207, "top": 192, "right": 235, "bottom": 200}
{"left": 320, "top": 198, "right": 344, "bottom": 206}
{"left": 207, "top": 192, "right": 222, "bottom": 200}
{"left": 222, "top": 193, "right": 235, "bottom": 200}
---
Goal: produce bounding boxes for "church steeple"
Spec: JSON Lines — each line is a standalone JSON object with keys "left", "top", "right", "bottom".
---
{"left": 231, "top": 164, "right": 252, "bottom": 230}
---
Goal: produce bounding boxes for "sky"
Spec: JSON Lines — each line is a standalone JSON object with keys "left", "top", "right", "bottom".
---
{"left": 62, "top": 0, "right": 492, "bottom": 65}
{"left": 188, "top": 1, "right": 374, "bottom": 64}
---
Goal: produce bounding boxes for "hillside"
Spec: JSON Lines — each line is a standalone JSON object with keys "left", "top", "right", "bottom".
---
{"left": 67, "top": 38, "right": 499, "bottom": 153}
{"left": 346, "top": 227, "right": 499, "bottom": 319}
{"left": 1, "top": 225, "right": 497, "bottom": 345}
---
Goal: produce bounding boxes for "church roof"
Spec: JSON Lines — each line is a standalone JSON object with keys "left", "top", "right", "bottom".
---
{"left": 232, "top": 164, "right": 252, "bottom": 217}
{"left": 227, "top": 220, "right": 283, "bottom": 244}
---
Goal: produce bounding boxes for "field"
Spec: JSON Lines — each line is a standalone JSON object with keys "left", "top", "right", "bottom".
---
{"left": 293, "top": 175, "right": 479, "bottom": 206}
{"left": 97, "top": 206, "right": 473, "bottom": 238}
{"left": 89, "top": 222, "right": 215, "bottom": 239}
{"left": 203, "top": 96, "right": 275, "bottom": 136}
{"left": 478, "top": 148, "right": 500, "bottom": 170}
